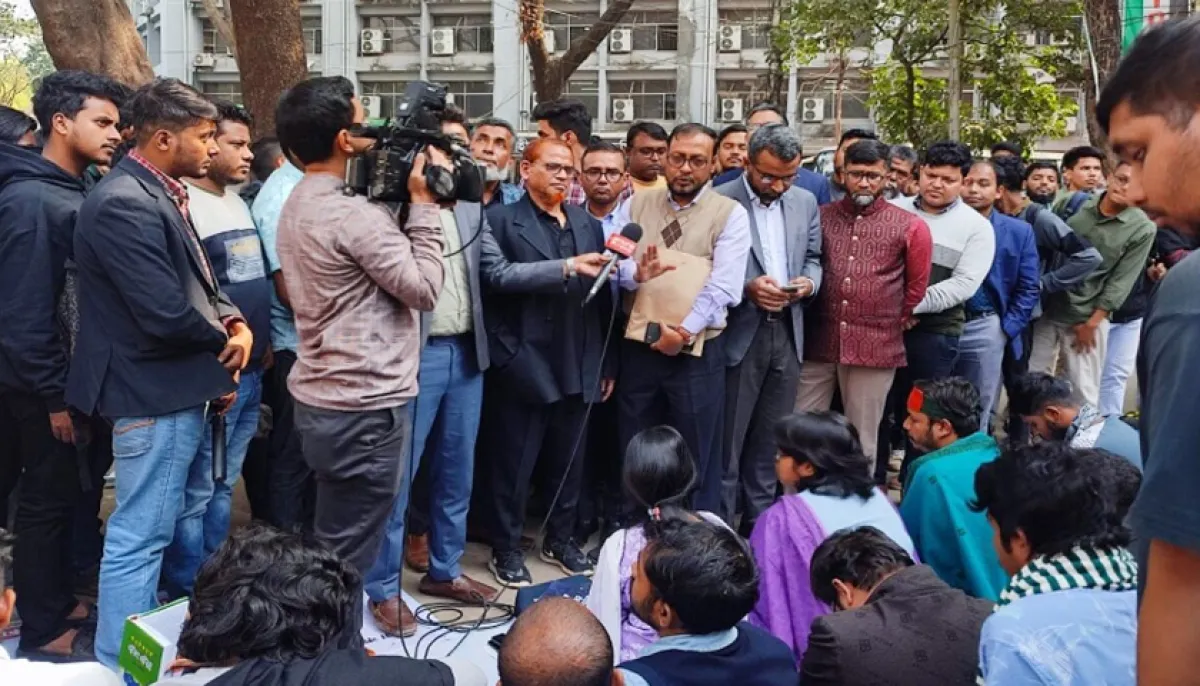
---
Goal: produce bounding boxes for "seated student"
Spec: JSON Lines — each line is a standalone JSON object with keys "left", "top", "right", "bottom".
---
{"left": 748, "top": 412, "right": 915, "bottom": 662}
{"left": 586, "top": 426, "right": 726, "bottom": 663}
{"left": 801, "top": 526, "right": 992, "bottom": 685}
{"left": 619, "top": 519, "right": 796, "bottom": 686}
{"left": 900, "top": 378, "right": 1007, "bottom": 601}
{"left": 0, "top": 529, "right": 120, "bottom": 685}
{"left": 973, "top": 444, "right": 1141, "bottom": 685}
{"left": 153, "top": 525, "right": 485, "bottom": 685}
{"left": 1009, "top": 372, "right": 1142, "bottom": 469}
{"left": 499, "top": 597, "right": 617, "bottom": 686}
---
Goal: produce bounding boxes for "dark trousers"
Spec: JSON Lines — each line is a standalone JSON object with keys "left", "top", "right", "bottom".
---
{"left": 887, "top": 329, "right": 962, "bottom": 478}
{"left": 240, "top": 362, "right": 275, "bottom": 522}
{"left": 0, "top": 401, "right": 19, "bottom": 530}
{"left": 579, "top": 396, "right": 622, "bottom": 537}
{"left": 1001, "top": 326, "right": 1034, "bottom": 447}
{"left": 722, "top": 319, "right": 800, "bottom": 536}
{"left": 0, "top": 392, "right": 83, "bottom": 648}
{"left": 617, "top": 335, "right": 727, "bottom": 512}
{"left": 71, "top": 415, "right": 113, "bottom": 578}
{"left": 267, "top": 351, "right": 314, "bottom": 532}
{"left": 480, "top": 383, "right": 589, "bottom": 553}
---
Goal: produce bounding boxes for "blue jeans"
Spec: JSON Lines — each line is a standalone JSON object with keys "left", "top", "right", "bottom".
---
{"left": 95, "top": 407, "right": 211, "bottom": 668}
{"left": 365, "top": 336, "right": 482, "bottom": 600}
{"left": 951, "top": 315, "right": 1006, "bottom": 431}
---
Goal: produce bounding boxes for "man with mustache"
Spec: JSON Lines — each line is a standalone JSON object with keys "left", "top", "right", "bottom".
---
{"left": 1023, "top": 161, "right": 1060, "bottom": 206}
{"left": 469, "top": 116, "right": 524, "bottom": 209}
{"left": 0, "top": 70, "right": 127, "bottom": 661}
{"left": 1007, "top": 372, "right": 1141, "bottom": 468}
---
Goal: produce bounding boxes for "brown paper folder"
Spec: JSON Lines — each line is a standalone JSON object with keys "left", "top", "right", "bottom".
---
{"left": 625, "top": 248, "right": 712, "bottom": 357}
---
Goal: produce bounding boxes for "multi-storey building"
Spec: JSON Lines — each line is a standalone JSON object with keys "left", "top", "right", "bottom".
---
{"left": 128, "top": 0, "right": 1093, "bottom": 151}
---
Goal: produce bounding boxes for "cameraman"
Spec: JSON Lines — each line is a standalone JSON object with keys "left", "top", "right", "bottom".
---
{"left": 273, "top": 76, "right": 446, "bottom": 623}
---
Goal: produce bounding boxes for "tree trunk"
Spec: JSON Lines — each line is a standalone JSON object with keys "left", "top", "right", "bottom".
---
{"left": 1082, "top": 0, "right": 1122, "bottom": 147}
{"left": 903, "top": 61, "right": 918, "bottom": 145}
{"left": 228, "top": 0, "right": 308, "bottom": 138}
{"left": 833, "top": 54, "right": 846, "bottom": 143}
{"left": 200, "top": 0, "right": 237, "bottom": 60}
{"left": 30, "top": 0, "right": 154, "bottom": 87}
{"left": 520, "top": 0, "right": 635, "bottom": 103}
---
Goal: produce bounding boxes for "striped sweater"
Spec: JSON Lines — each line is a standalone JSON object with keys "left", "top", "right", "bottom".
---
{"left": 892, "top": 196, "right": 996, "bottom": 336}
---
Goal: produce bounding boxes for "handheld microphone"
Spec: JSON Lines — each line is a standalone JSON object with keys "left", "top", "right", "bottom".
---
{"left": 584, "top": 223, "right": 643, "bottom": 306}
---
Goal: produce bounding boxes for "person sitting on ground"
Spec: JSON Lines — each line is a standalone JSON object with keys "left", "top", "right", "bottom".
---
{"left": 1009, "top": 372, "right": 1142, "bottom": 469}
{"left": 801, "top": 526, "right": 992, "bottom": 685}
{"left": 619, "top": 519, "right": 796, "bottom": 686}
{"left": 586, "top": 426, "right": 726, "bottom": 663}
{"left": 748, "top": 412, "right": 915, "bottom": 662}
{"left": 974, "top": 444, "right": 1141, "bottom": 685}
{"left": 499, "top": 597, "right": 617, "bottom": 686}
{"left": 0, "top": 529, "right": 119, "bottom": 685}
{"left": 153, "top": 525, "right": 485, "bottom": 685}
{"left": 899, "top": 378, "right": 1007, "bottom": 601}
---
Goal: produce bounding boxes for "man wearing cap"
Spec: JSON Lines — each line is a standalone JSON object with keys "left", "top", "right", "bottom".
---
{"left": 898, "top": 377, "right": 1006, "bottom": 601}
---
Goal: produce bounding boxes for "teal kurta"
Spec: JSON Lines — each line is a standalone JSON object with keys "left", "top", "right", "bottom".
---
{"left": 900, "top": 432, "right": 1007, "bottom": 601}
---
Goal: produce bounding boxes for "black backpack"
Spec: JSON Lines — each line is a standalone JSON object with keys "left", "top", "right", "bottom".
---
{"left": 1055, "top": 190, "right": 1091, "bottom": 221}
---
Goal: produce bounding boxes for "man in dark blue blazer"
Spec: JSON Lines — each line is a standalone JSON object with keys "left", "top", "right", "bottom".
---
{"left": 711, "top": 102, "right": 832, "bottom": 205}
{"left": 67, "top": 79, "right": 250, "bottom": 668}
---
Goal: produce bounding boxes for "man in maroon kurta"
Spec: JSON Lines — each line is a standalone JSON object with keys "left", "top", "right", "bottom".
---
{"left": 797, "top": 140, "right": 932, "bottom": 467}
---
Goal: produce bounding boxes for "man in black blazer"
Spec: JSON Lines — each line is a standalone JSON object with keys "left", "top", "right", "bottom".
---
{"left": 802, "top": 527, "right": 992, "bottom": 685}
{"left": 67, "top": 79, "right": 250, "bottom": 668}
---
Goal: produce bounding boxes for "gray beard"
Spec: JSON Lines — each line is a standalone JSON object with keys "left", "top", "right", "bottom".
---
{"left": 483, "top": 165, "right": 509, "bottom": 183}
{"left": 853, "top": 193, "right": 876, "bottom": 207}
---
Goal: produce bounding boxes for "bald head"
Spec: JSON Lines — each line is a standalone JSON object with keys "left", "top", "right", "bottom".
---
{"left": 498, "top": 598, "right": 615, "bottom": 686}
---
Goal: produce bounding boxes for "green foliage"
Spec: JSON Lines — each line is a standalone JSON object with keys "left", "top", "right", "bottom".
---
{"left": 0, "top": 0, "right": 51, "bottom": 108}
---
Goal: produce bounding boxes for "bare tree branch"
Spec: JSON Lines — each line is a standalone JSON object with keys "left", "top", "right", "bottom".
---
{"left": 200, "top": 0, "right": 237, "bottom": 59}
{"left": 556, "top": 0, "right": 635, "bottom": 78}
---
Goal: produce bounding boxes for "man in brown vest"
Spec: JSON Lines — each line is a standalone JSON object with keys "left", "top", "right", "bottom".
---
{"left": 609, "top": 123, "right": 751, "bottom": 513}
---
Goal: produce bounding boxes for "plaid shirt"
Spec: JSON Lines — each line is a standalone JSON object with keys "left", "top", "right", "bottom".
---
{"left": 128, "top": 150, "right": 218, "bottom": 288}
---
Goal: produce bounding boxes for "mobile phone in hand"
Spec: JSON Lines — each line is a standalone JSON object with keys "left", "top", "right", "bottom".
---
{"left": 488, "top": 633, "right": 506, "bottom": 651}
{"left": 645, "top": 322, "right": 662, "bottom": 344}
{"left": 780, "top": 283, "right": 802, "bottom": 293}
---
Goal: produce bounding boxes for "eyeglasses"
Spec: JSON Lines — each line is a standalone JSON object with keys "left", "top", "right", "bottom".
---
{"left": 538, "top": 162, "right": 578, "bottom": 179}
{"left": 582, "top": 169, "right": 625, "bottom": 183}
{"left": 752, "top": 168, "right": 794, "bottom": 185}
{"left": 635, "top": 147, "right": 667, "bottom": 158}
{"left": 667, "top": 153, "right": 711, "bottom": 170}
{"left": 846, "top": 170, "right": 886, "bottom": 183}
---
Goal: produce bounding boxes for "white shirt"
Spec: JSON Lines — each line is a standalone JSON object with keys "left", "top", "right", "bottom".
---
{"left": 0, "top": 646, "right": 122, "bottom": 686}
{"left": 742, "top": 174, "right": 789, "bottom": 284}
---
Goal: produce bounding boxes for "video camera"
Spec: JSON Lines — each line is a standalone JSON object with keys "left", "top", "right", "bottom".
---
{"left": 344, "top": 80, "right": 485, "bottom": 204}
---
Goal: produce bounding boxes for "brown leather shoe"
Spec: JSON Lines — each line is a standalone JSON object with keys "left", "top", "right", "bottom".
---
{"left": 370, "top": 597, "right": 416, "bottom": 637}
{"left": 418, "top": 574, "right": 501, "bottom": 605}
{"left": 404, "top": 534, "right": 430, "bottom": 573}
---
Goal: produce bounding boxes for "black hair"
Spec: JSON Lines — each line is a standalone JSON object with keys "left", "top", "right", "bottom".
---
{"left": 31, "top": 69, "right": 129, "bottom": 135}
{"left": 250, "top": 137, "right": 283, "bottom": 182}
{"left": 1061, "top": 145, "right": 1105, "bottom": 171}
{"left": 439, "top": 102, "right": 468, "bottom": 126}
{"left": 810, "top": 526, "right": 915, "bottom": 606}
{"left": 1008, "top": 372, "right": 1078, "bottom": 416}
{"left": 212, "top": 99, "right": 253, "bottom": 135}
{"left": 498, "top": 598, "right": 613, "bottom": 686}
{"left": 0, "top": 527, "right": 12, "bottom": 594}
{"left": 845, "top": 139, "right": 891, "bottom": 166}
{"left": 1024, "top": 160, "right": 1059, "bottom": 182}
{"left": 747, "top": 102, "right": 788, "bottom": 126}
{"left": 971, "top": 444, "right": 1142, "bottom": 556}
{"left": 775, "top": 412, "right": 876, "bottom": 499}
{"left": 0, "top": 105, "right": 36, "bottom": 145}
{"left": 914, "top": 377, "right": 981, "bottom": 437}
{"left": 991, "top": 154, "right": 1026, "bottom": 192}
{"left": 126, "top": 77, "right": 218, "bottom": 143}
{"left": 626, "top": 121, "right": 668, "bottom": 148}
{"left": 580, "top": 139, "right": 626, "bottom": 168}
{"left": 1097, "top": 17, "right": 1200, "bottom": 134}
{"left": 177, "top": 524, "right": 360, "bottom": 664}
{"left": 717, "top": 123, "right": 748, "bottom": 148}
{"left": 622, "top": 426, "right": 697, "bottom": 518}
{"left": 531, "top": 99, "right": 592, "bottom": 143}
{"left": 275, "top": 76, "right": 356, "bottom": 166}
{"left": 921, "top": 140, "right": 974, "bottom": 177}
{"left": 839, "top": 128, "right": 878, "bottom": 146}
{"left": 668, "top": 122, "right": 718, "bottom": 155}
{"left": 641, "top": 519, "right": 759, "bottom": 635}
{"left": 990, "top": 141, "right": 1023, "bottom": 157}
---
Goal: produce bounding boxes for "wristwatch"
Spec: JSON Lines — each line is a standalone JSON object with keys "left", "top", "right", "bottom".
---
{"left": 564, "top": 257, "right": 578, "bottom": 280}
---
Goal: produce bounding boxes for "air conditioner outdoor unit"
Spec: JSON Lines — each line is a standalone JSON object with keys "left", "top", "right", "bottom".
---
{"left": 718, "top": 25, "right": 742, "bottom": 52}
{"left": 719, "top": 98, "right": 744, "bottom": 123}
{"left": 801, "top": 97, "right": 826, "bottom": 122}
{"left": 430, "top": 28, "right": 456, "bottom": 56}
{"left": 361, "top": 95, "right": 382, "bottom": 120}
{"left": 193, "top": 53, "right": 216, "bottom": 68}
{"left": 609, "top": 28, "right": 632, "bottom": 54}
{"left": 612, "top": 98, "right": 635, "bottom": 123}
{"left": 543, "top": 31, "right": 557, "bottom": 53}
{"left": 360, "top": 29, "right": 385, "bottom": 55}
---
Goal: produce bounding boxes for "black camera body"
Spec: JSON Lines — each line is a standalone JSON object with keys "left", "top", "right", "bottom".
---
{"left": 345, "top": 81, "right": 484, "bottom": 204}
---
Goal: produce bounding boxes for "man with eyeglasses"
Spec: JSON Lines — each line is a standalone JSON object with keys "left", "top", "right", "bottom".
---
{"left": 830, "top": 129, "right": 879, "bottom": 203}
{"left": 713, "top": 123, "right": 823, "bottom": 535}
{"left": 712, "top": 103, "right": 832, "bottom": 205}
{"left": 620, "top": 121, "right": 668, "bottom": 203}
{"left": 798, "top": 140, "right": 932, "bottom": 472}
{"left": 580, "top": 141, "right": 630, "bottom": 234}
{"left": 610, "top": 123, "right": 752, "bottom": 513}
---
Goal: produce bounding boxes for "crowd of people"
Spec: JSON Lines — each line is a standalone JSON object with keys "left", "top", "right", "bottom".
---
{"left": 3, "top": 14, "right": 1200, "bottom": 686}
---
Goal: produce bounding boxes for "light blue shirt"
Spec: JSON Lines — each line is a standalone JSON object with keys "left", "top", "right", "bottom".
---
{"left": 741, "top": 173, "right": 789, "bottom": 284}
{"left": 618, "top": 628, "right": 739, "bottom": 686}
{"left": 610, "top": 185, "right": 752, "bottom": 335}
{"left": 251, "top": 161, "right": 304, "bottom": 352}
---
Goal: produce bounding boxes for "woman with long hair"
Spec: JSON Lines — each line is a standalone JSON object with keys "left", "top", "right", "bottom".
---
{"left": 748, "top": 412, "right": 915, "bottom": 663}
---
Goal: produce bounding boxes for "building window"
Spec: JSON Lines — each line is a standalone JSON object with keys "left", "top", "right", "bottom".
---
{"left": 719, "top": 9, "right": 773, "bottom": 50}
{"left": 199, "top": 81, "right": 242, "bottom": 105}
{"left": 443, "top": 80, "right": 494, "bottom": 119}
{"left": 302, "top": 17, "right": 323, "bottom": 54}
{"left": 609, "top": 79, "right": 676, "bottom": 120}
{"left": 200, "top": 18, "right": 233, "bottom": 55}
{"left": 360, "top": 81, "right": 407, "bottom": 119}
{"left": 362, "top": 16, "right": 421, "bottom": 54}
{"left": 547, "top": 11, "right": 599, "bottom": 49}
{"left": 715, "top": 78, "right": 776, "bottom": 118}
{"left": 431, "top": 14, "right": 493, "bottom": 53}
{"left": 617, "top": 11, "right": 677, "bottom": 51}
